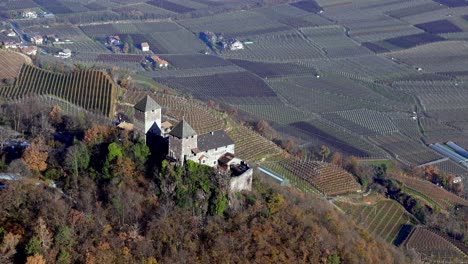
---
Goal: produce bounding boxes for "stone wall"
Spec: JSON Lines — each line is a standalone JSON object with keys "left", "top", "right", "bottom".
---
{"left": 168, "top": 135, "right": 182, "bottom": 162}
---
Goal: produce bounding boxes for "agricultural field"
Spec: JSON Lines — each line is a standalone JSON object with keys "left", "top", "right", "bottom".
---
{"left": 147, "top": 0, "right": 195, "bottom": 13}
{"left": 299, "top": 26, "right": 373, "bottom": 58}
{"left": 392, "top": 174, "right": 468, "bottom": 210}
{"left": 154, "top": 71, "right": 277, "bottom": 100}
{"left": 160, "top": 54, "right": 233, "bottom": 69}
{"left": 415, "top": 19, "right": 463, "bottom": 34}
{"left": 0, "top": 65, "right": 117, "bottom": 117}
{"left": 335, "top": 198, "right": 415, "bottom": 244}
{"left": 299, "top": 55, "right": 412, "bottom": 81}
{"left": 228, "top": 59, "right": 317, "bottom": 78}
{"left": 255, "top": 4, "right": 332, "bottom": 29}
{"left": 290, "top": 120, "right": 389, "bottom": 159}
{"left": 385, "top": 41, "right": 468, "bottom": 74}
{"left": 222, "top": 28, "right": 326, "bottom": 62}
{"left": 267, "top": 74, "right": 406, "bottom": 114}
{"left": 405, "top": 227, "right": 468, "bottom": 263}
{"left": 347, "top": 16, "right": 424, "bottom": 43}
{"left": 369, "top": 133, "right": 443, "bottom": 166}
{"left": 323, "top": 109, "right": 399, "bottom": 136}
{"left": 178, "top": 10, "right": 289, "bottom": 38}
{"left": 0, "top": 50, "right": 31, "bottom": 82}
{"left": 80, "top": 22, "right": 181, "bottom": 38}
{"left": 237, "top": 104, "right": 311, "bottom": 125}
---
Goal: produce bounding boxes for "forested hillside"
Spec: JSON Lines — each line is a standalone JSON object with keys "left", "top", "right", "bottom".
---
{"left": 0, "top": 99, "right": 407, "bottom": 263}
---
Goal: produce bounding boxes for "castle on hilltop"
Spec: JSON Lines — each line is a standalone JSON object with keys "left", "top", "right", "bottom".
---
{"left": 130, "top": 95, "right": 252, "bottom": 193}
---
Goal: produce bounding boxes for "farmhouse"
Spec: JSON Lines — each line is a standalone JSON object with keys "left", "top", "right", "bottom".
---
{"left": 161, "top": 121, "right": 173, "bottom": 135}
{"left": 22, "top": 10, "right": 37, "bottom": 19}
{"left": 107, "top": 35, "right": 120, "bottom": 46}
{"left": 31, "top": 35, "right": 43, "bottom": 45}
{"left": 141, "top": 42, "right": 150, "bottom": 52}
{"left": 46, "top": 34, "right": 59, "bottom": 43}
{"left": 150, "top": 55, "right": 169, "bottom": 68}
{"left": 55, "top": 49, "right": 71, "bottom": 59}
{"left": 229, "top": 40, "right": 244, "bottom": 50}
{"left": 3, "top": 42, "right": 18, "bottom": 49}
{"left": 20, "top": 46, "right": 37, "bottom": 56}
{"left": 131, "top": 95, "right": 252, "bottom": 193}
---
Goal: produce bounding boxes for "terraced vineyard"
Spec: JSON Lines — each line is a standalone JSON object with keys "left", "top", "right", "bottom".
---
{"left": 405, "top": 227, "right": 468, "bottom": 263}
{"left": 0, "top": 65, "right": 117, "bottom": 117}
{"left": 227, "top": 125, "right": 282, "bottom": 162}
{"left": 261, "top": 162, "right": 322, "bottom": 195}
{"left": 336, "top": 199, "right": 414, "bottom": 244}
{"left": 267, "top": 159, "right": 361, "bottom": 196}
{"left": 0, "top": 50, "right": 31, "bottom": 81}
{"left": 392, "top": 174, "right": 468, "bottom": 210}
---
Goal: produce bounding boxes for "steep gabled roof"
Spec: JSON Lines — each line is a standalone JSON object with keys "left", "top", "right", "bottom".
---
{"left": 134, "top": 95, "right": 161, "bottom": 112}
{"left": 197, "top": 130, "right": 234, "bottom": 152}
{"left": 169, "top": 119, "right": 197, "bottom": 138}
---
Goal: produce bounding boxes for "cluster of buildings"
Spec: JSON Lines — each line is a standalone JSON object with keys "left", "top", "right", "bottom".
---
{"left": 124, "top": 95, "right": 252, "bottom": 193}
{"left": 148, "top": 55, "right": 169, "bottom": 68}
{"left": 200, "top": 31, "right": 244, "bottom": 51}
{"left": 106, "top": 35, "right": 151, "bottom": 52}
{"left": 22, "top": 10, "right": 38, "bottom": 19}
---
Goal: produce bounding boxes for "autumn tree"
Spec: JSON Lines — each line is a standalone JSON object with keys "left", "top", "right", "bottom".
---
{"left": 26, "top": 254, "right": 46, "bottom": 264}
{"left": 36, "top": 217, "right": 53, "bottom": 251}
{"left": 49, "top": 105, "right": 63, "bottom": 125}
{"left": 319, "top": 145, "right": 330, "bottom": 162}
{"left": 23, "top": 136, "right": 49, "bottom": 172}
{"left": 84, "top": 125, "right": 115, "bottom": 145}
{"left": 64, "top": 141, "right": 90, "bottom": 176}
{"left": 330, "top": 152, "right": 343, "bottom": 167}
{"left": 0, "top": 232, "right": 22, "bottom": 262}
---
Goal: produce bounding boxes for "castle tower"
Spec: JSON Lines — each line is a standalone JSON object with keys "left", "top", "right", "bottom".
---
{"left": 168, "top": 119, "right": 198, "bottom": 164}
{"left": 133, "top": 95, "right": 162, "bottom": 140}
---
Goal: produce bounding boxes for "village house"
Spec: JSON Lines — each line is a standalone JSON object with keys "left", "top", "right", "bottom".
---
{"left": 20, "top": 46, "right": 37, "bottom": 56}
{"left": 107, "top": 35, "right": 120, "bottom": 46}
{"left": 229, "top": 40, "right": 244, "bottom": 50}
{"left": 7, "top": 30, "right": 16, "bottom": 37}
{"left": 161, "top": 121, "right": 173, "bottom": 135}
{"left": 22, "top": 10, "right": 37, "bottom": 19}
{"left": 46, "top": 34, "right": 59, "bottom": 43}
{"left": 3, "top": 41, "right": 18, "bottom": 49}
{"left": 150, "top": 55, "right": 169, "bottom": 68}
{"left": 141, "top": 42, "right": 150, "bottom": 52}
{"left": 55, "top": 49, "right": 71, "bottom": 59}
{"left": 31, "top": 35, "right": 43, "bottom": 45}
{"left": 129, "top": 95, "right": 252, "bottom": 193}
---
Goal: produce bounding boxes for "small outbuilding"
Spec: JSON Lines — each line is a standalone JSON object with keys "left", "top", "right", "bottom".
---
{"left": 141, "top": 42, "right": 150, "bottom": 52}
